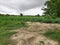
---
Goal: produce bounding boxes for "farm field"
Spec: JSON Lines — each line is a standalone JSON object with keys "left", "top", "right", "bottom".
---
{"left": 0, "top": 0, "right": 60, "bottom": 45}
{"left": 0, "top": 15, "right": 60, "bottom": 45}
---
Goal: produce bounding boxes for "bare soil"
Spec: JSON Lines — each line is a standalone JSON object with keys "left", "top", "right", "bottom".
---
{"left": 11, "top": 22, "right": 60, "bottom": 45}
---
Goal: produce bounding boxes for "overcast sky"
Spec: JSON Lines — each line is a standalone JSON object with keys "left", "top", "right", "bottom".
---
{"left": 0, "top": 0, "right": 46, "bottom": 15}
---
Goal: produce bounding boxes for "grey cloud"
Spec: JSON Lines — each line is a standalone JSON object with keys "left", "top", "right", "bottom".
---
{"left": 0, "top": 0, "right": 46, "bottom": 11}
{"left": 18, "top": 0, "right": 46, "bottom": 11}
{"left": 0, "top": 0, "right": 46, "bottom": 15}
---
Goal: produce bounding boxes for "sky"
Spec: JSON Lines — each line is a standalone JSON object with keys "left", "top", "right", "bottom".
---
{"left": 0, "top": 0, "right": 46, "bottom": 15}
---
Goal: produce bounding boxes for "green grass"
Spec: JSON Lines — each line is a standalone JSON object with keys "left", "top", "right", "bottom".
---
{"left": 44, "top": 30, "right": 60, "bottom": 45}
{"left": 0, "top": 15, "right": 26, "bottom": 45}
{"left": 0, "top": 15, "right": 60, "bottom": 45}
{"left": 0, "top": 31, "right": 16, "bottom": 45}
{"left": 0, "top": 15, "right": 60, "bottom": 23}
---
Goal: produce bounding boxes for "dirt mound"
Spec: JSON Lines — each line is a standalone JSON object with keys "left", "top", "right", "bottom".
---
{"left": 26, "top": 22, "right": 60, "bottom": 31}
{"left": 11, "top": 22, "right": 60, "bottom": 45}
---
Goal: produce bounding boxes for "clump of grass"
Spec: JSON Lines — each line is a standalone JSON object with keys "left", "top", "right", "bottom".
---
{"left": 44, "top": 30, "right": 60, "bottom": 45}
{"left": 39, "top": 41, "right": 45, "bottom": 45}
{"left": 0, "top": 31, "right": 17, "bottom": 45}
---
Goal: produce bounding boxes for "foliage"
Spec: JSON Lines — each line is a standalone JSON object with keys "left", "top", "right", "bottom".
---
{"left": 20, "top": 13, "right": 23, "bottom": 16}
{"left": 0, "top": 15, "right": 60, "bottom": 23}
{"left": 43, "top": 0, "right": 60, "bottom": 17}
{"left": 35, "top": 14, "right": 40, "bottom": 16}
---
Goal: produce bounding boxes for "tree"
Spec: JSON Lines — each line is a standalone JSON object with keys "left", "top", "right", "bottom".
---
{"left": 35, "top": 14, "right": 40, "bottom": 16}
{"left": 6, "top": 14, "right": 10, "bottom": 16}
{"left": 20, "top": 13, "right": 23, "bottom": 16}
{"left": 43, "top": 0, "right": 60, "bottom": 17}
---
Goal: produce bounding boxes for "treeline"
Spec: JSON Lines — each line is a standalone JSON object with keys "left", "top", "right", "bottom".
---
{"left": 0, "top": 13, "right": 40, "bottom": 16}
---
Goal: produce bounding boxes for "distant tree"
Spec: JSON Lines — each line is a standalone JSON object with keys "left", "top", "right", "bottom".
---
{"left": 0, "top": 14, "right": 4, "bottom": 16}
{"left": 35, "top": 14, "right": 40, "bottom": 16}
{"left": 0, "top": 14, "right": 1, "bottom": 15}
{"left": 6, "top": 14, "right": 10, "bottom": 16}
{"left": 20, "top": 13, "right": 23, "bottom": 16}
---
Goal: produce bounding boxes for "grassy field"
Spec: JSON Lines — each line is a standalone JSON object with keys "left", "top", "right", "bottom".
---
{"left": 44, "top": 30, "right": 60, "bottom": 45}
{"left": 0, "top": 15, "right": 60, "bottom": 23}
{"left": 0, "top": 15, "right": 26, "bottom": 45}
{"left": 0, "top": 15, "right": 60, "bottom": 45}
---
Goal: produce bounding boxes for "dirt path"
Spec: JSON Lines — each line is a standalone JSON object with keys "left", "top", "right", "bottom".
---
{"left": 11, "top": 22, "right": 60, "bottom": 45}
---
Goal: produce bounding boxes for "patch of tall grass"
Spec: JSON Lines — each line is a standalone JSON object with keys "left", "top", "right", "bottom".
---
{"left": 0, "top": 15, "right": 26, "bottom": 45}
{"left": 44, "top": 30, "right": 60, "bottom": 45}
{"left": 0, "top": 15, "right": 60, "bottom": 23}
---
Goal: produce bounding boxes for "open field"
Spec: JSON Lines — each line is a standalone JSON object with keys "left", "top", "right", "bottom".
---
{"left": 0, "top": 15, "right": 60, "bottom": 23}
{"left": 0, "top": 15, "right": 60, "bottom": 45}
{"left": 44, "top": 30, "right": 60, "bottom": 45}
{"left": 0, "top": 15, "right": 26, "bottom": 45}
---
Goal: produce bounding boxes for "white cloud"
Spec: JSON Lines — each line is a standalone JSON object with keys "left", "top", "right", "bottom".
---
{"left": 0, "top": 5, "right": 20, "bottom": 15}
{"left": 0, "top": 0, "right": 46, "bottom": 15}
{"left": 22, "top": 7, "right": 44, "bottom": 15}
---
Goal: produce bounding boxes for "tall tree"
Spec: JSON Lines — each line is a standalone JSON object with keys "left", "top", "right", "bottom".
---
{"left": 43, "top": 0, "right": 60, "bottom": 17}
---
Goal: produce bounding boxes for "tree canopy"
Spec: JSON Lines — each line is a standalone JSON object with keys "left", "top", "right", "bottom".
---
{"left": 43, "top": 0, "right": 60, "bottom": 17}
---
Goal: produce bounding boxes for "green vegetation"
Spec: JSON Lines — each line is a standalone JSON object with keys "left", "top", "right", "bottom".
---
{"left": 39, "top": 41, "right": 45, "bottom": 45}
{"left": 0, "top": 15, "right": 60, "bottom": 23}
{"left": 43, "top": 1, "right": 60, "bottom": 44}
{"left": 0, "top": 14, "right": 60, "bottom": 45}
{"left": 43, "top": 0, "right": 60, "bottom": 17}
{"left": 20, "top": 13, "right": 23, "bottom": 16}
{"left": 0, "top": 31, "right": 16, "bottom": 45}
{"left": 0, "top": 0, "right": 60, "bottom": 45}
{"left": 44, "top": 30, "right": 60, "bottom": 45}
{"left": 0, "top": 15, "right": 26, "bottom": 45}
